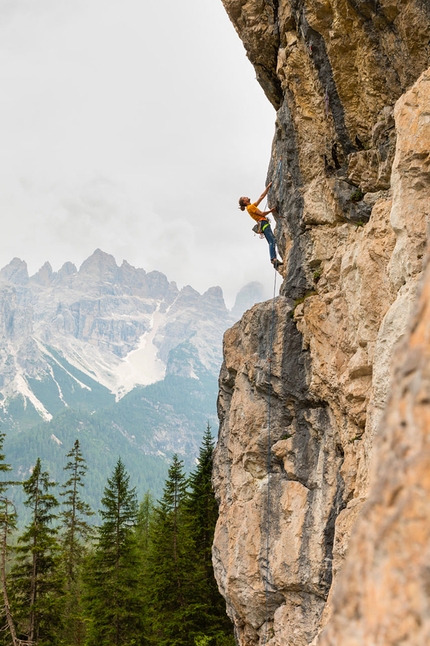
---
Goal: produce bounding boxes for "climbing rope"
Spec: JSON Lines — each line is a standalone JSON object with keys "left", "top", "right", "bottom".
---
{"left": 262, "top": 265, "right": 278, "bottom": 645}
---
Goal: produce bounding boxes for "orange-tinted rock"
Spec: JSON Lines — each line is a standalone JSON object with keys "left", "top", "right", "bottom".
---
{"left": 318, "top": 223, "right": 430, "bottom": 646}
{"left": 214, "top": 2, "right": 430, "bottom": 643}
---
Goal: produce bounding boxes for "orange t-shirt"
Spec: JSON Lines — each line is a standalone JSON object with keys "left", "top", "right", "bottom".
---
{"left": 246, "top": 203, "right": 266, "bottom": 222}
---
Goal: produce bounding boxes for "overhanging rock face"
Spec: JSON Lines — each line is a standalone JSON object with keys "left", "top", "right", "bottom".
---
{"left": 212, "top": 2, "right": 430, "bottom": 643}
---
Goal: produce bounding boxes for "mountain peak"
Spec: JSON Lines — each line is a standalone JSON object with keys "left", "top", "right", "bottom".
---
{"left": 201, "top": 286, "right": 227, "bottom": 313}
{"left": 80, "top": 248, "right": 117, "bottom": 266}
{"left": 0, "top": 258, "right": 29, "bottom": 285}
{"left": 57, "top": 262, "right": 77, "bottom": 279}
{"left": 78, "top": 249, "right": 119, "bottom": 283}
{"left": 30, "top": 261, "right": 53, "bottom": 286}
{"left": 231, "top": 281, "right": 265, "bottom": 319}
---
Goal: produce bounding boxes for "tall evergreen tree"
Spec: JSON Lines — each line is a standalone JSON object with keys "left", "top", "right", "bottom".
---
{"left": 0, "top": 497, "right": 18, "bottom": 646}
{"left": 187, "top": 425, "right": 217, "bottom": 566}
{"left": 135, "top": 492, "right": 154, "bottom": 556}
{"left": 61, "top": 439, "right": 94, "bottom": 580}
{"left": 145, "top": 454, "right": 199, "bottom": 646}
{"left": 0, "top": 432, "right": 11, "bottom": 490}
{"left": 186, "top": 425, "right": 234, "bottom": 644}
{"left": 82, "top": 458, "right": 144, "bottom": 646}
{"left": 0, "top": 432, "right": 20, "bottom": 646}
{"left": 8, "top": 458, "right": 64, "bottom": 646}
{"left": 60, "top": 440, "right": 94, "bottom": 646}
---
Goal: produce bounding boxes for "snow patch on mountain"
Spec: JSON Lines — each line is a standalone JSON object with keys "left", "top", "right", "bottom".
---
{"left": 0, "top": 251, "right": 265, "bottom": 426}
{"left": 39, "top": 343, "right": 92, "bottom": 392}
{"left": 115, "top": 306, "right": 167, "bottom": 399}
{"left": 12, "top": 374, "right": 53, "bottom": 422}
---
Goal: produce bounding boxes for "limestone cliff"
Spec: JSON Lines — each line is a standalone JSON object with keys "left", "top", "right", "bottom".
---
{"left": 212, "top": 2, "right": 430, "bottom": 644}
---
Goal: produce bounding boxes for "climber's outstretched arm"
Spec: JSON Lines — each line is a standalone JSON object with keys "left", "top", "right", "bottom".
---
{"left": 253, "top": 181, "right": 273, "bottom": 207}
{"left": 253, "top": 206, "right": 276, "bottom": 218}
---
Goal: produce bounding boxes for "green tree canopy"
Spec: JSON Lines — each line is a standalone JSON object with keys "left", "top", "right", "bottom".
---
{"left": 83, "top": 458, "right": 145, "bottom": 646}
{"left": 9, "top": 458, "right": 64, "bottom": 646}
{"left": 60, "top": 439, "right": 94, "bottom": 579}
{"left": 60, "top": 439, "right": 94, "bottom": 646}
{"left": 145, "top": 454, "right": 201, "bottom": 646}
{"left": 186, "top": 425, "right": 234, "bottom": 644}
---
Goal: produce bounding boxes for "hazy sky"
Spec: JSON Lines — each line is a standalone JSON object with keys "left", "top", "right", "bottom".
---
{"left": 0, "top": 0, "right": 276, "bottom": 307}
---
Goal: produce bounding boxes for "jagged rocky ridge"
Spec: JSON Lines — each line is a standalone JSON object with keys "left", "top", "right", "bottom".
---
{"left": 0, "top": 249, "right": 264, "bottom": 424}
{"left": 0, "top": 249, "right": 267, "bottom": 516}
{"left": 212, "top": 2, "right": 430, "bottom": 645}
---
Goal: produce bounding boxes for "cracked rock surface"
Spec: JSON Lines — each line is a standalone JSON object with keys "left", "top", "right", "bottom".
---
{"left": 213, "top": 1, "right": 430, "bottom": 643}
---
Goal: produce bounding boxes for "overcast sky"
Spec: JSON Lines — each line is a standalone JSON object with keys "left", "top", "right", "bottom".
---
{"left": 0, "top": 0, "right": 276, "bottom": 307}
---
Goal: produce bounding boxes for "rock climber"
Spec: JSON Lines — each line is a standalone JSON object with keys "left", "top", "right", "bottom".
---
{"left": 238, "top": 182, "right": 283, "bottom": 271}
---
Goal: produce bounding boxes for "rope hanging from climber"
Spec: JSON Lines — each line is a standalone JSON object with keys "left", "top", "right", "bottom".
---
{"left": 261, "top": 265, "right": 278, "bottom": 645}
{"left": 238, "top": 166, "right": 284, "bottom": 641}
{"left": 237, "top": 165, "right": 284, "bottom": 640}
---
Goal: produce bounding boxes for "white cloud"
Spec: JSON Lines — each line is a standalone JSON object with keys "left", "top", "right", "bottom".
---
{"left": 0, "top": 0, "right": 276, "bottom": 307}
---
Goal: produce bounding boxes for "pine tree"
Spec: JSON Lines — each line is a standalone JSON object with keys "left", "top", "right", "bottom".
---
{"left": 135, "top": 492, "right": 154, "bottom": 556}
{"left": 0, "top": 432, "right": 20, "bottom": 646}
{"left": 60, "top": 440, "right": 94, "bottom": 646}
{"left": 186, "top": 425, "right": 234, "bottom": 645}
{"left": 0, "top": 432, "right": 11, "bottom": 491}
{"left": 82, "top": 458, "right": 144, "bottom": 646}
{"left": 9, "top": 458, "right": 64, "bottom": 646}
{"left": 187, "top": 425, "right": 217, "bottom": 568}
{"left": 144, "top": 454, "right": 199, "bottom": 646}
{"left": 0, "top": 497, "right": 18, "bottom": 646}
{"left": 61, "top": 439, "right": 94, "bottom": 580}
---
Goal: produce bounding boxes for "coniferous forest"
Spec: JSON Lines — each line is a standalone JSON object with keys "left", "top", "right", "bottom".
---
{"left": 0, "top": 428, "right": 235, "bottom": 646}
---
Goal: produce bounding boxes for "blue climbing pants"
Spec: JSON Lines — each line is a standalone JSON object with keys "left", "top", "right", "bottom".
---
{"left": 262, "top": 223, "right": 277, "bottom": 261}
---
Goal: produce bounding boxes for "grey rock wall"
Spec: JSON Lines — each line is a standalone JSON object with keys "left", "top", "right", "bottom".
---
{"left": 213, "top": 2, "right": 430, "bottom": 644}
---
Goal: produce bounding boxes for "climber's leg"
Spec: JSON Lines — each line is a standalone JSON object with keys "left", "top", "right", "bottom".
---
{"left": 263, "top": 224, "right": 280, "bottom": 263}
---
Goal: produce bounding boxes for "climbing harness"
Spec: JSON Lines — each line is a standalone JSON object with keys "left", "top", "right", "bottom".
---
{"left": 252, "top": 219, "right": 271, "bottom": 239}
{"left": 262, "top": 265, "right": 278, "bottom": 645}
{"left": 252, "top": 221, "right": 264, "bottom": 236}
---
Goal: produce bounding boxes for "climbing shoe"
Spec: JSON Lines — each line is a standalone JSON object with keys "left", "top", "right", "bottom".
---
{"left": 271, "top": 259, "right": 283, "bottom": 270}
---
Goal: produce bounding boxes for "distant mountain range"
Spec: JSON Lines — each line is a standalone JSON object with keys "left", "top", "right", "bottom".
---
{"left": 0, "top": 249, "right": 265, "bottom": 513}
